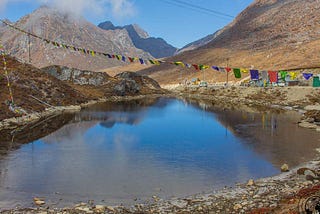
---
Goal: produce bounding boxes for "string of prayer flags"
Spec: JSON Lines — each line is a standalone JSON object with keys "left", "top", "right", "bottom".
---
{"left": 303, "top": 73, "right": 313, "bottom": 80}
{"left": 233, "top": 68, "right": 241, "bottom": 78}
{"left": 3, "top": 19, "right": 320, "bottom": 80}
{"left": 268, "top": 71, "right": 278, "bottom": 83}
{"left": 250, "top": 69, "right": 259, "bottom": 80}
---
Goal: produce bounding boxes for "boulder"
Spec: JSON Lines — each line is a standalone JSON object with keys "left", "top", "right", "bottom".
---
{"left": 113, "top": 79, "right": 140, "bottom": 96}
{"left": 281, "top": 164, "right": 289, "bottom": 172}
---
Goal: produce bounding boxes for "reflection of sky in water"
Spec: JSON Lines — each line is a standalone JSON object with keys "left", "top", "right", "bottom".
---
{"left": 0, "top": 99, "right": 282, "bottom": 208}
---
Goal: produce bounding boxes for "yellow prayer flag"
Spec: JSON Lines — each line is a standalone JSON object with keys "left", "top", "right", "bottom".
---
{"left": 240, "top": 68, "right": 248, "bottom": 73}
{"left": 289, "top": 72, "right": 297, "bottom": 80}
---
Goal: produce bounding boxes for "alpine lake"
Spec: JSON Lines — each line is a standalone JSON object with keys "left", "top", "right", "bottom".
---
{"left": 0, "top": 97, "right": 319, "bottom": 209}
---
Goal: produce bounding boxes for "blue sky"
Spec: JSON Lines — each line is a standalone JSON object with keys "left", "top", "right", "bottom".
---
{"left": 0, "top": 0, "right": 253, "bottom": 48}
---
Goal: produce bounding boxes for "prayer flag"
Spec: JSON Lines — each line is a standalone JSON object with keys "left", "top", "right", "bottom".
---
{"left": 174, "top": 62, "right": 185, "bottom": 67}
{"left": 225, "top": 67, "right": 232, "bottom": 72}
{"left": 233, "top": 68, "right": 241, "bottom": 78}
{"left": 192, "top": 64, "right": 199, "bottom": 70}
{"left": 139, "top": 58, "right": 144, "bottom": 64}
{"left": 268, "top": 71, "right": 278, "bottom": 83}
{"left": 212, "top": 66, "right": 220, "bottom": 71}
{"left": 240, "top": 68, "right": 248, "bottom": 73}
{"left": 303, "top": 73, "right": 313, "bottom": 80}
{"left": 289, "top": 72, "right": 297, "bottom": 80}
{"left": 250, "top": 69, "right": 259, "bottom": 80}
{"left": 279, "top": 71, "right": 287, "bottom": 81}
{"left": 122, "top": 56, "right": 126, "bottom": 62}
{"left": 199, "top": 65, "right": 209, "bottom": 70}
{"left": 185, "top": 63, "right": 192, "bottom": 68}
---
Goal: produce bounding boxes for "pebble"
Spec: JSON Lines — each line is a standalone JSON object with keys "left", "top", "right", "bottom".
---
{"left": 233, "top": 204, "right": 242, "bottom": 210}
{"left": 281, "top": 164, "right": 289, "bottom": 172}
{"left": 33, "top": 198, "right": 45, "bottom": 206}
{"left": 106, "top": 206, "right": 115, "bottom": 212}
{"left": 94, "top": 205, "right": 105, "bottom": 213}
{"left": 247, "top": 179, "right": 255, "bottom": 186}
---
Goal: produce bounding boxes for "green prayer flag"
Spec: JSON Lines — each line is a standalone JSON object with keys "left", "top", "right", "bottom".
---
{"left": 279, "top": 71, "right": 287, "bottom": 81}
{"left": 233, "top": 68, "right": 241, "bottom": 78}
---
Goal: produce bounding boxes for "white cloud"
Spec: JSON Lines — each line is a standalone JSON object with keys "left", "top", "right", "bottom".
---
{"left": 0, "top": 0, "right": 136, "bottom": 20}
{"left": 107, "top": 0, "right": 136, "bottom": 19}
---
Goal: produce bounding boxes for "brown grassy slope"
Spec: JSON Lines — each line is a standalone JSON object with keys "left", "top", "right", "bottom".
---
{"left": 139, "top": 0, "right": 320, "bottom": 85}
{"left": 0, "top": 56, "right": 89, "bottom": 120}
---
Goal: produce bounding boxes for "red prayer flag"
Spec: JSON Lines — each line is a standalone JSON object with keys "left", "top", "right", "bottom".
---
{"left": 128, "top": 57, "right": 134, "bottom": 63}
{"left": 225, "top": 67, "right": 232, "bottom": 72}
{"left": 268, "top": 71, "right": 278, "bottom": 83}
{"left": 192, "top": 64, "right": 199, "bottom": 70}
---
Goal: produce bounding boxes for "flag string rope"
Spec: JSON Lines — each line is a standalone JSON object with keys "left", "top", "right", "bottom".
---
{"left": 0, "top": 43, "right": 14, "bottom": 105}
{"left": 0, "top": 19, "right": 319, "bottom": 80}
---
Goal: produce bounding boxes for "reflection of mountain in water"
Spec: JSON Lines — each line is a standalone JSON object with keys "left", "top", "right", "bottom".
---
{"left": 185, "top": 98, "right": 320, "bottom": 168}
{"left": 74, "top": 97, "right": 168, "bottom": 128}
{"left": 44, "top": 97, "right": 170, "bottom": 142}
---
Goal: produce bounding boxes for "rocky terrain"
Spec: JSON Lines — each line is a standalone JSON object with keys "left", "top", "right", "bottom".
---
{"left": 0, "top": 56, "right": 165, "bottom": 127}
{"left": 0, "top": 56, "right": 89, "bottom": 121}
{"left": 0, "top": 6, "right": 152, "bottom": 71}
{"left": 140, "top": 0, "right": 320, "bottom": 85}
{"left": 98, "top": 21, "right": 177, "bottom": 58}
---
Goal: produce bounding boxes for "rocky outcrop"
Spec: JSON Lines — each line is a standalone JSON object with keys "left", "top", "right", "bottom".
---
{"left": 114, "top": 72, "right": 162, "bottom": 96}
{"left": 42, "top": 65, "right": 111, "bottom": 86}
{"left": 98, "top": 21, "right": 177, "bottom": 58}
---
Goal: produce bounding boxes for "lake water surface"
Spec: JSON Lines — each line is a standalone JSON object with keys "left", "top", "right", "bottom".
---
{"left": 0, "top": 98, "right": 319, "bottom": 209}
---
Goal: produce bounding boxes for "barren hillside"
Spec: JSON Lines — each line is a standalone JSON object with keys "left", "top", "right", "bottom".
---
{"left": 139, "top": 0, "right": 320, "bottom": 85}
{"left": 0, "top": 6, "right": 151, "bottom": 71}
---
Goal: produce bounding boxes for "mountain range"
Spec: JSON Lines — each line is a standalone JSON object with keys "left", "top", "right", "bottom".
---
{"left": 98, "top": 21, "right": 177, "bottom": 58}
{"left": 0, "top": 6, "right": 176, "bottom": 71}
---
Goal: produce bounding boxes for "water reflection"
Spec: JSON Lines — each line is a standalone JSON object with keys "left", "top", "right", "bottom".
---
{"left": 0, "top": 98, "right": 319, "bottom": 209}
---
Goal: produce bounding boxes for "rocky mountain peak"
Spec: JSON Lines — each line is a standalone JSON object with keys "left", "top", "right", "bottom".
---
{"left": 130, "top": 24, "right": 149, "bottom": 39}
{"left": 0, "top": 6, "right": 151, "bottom": 71}
{"left": 98, "top": 21, "right": 177, "bottom": 58}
